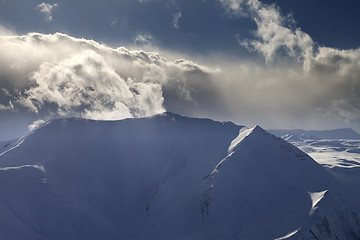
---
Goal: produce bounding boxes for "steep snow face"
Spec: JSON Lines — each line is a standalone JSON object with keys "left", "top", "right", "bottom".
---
{"left": 206, "top": 126, "right": 360, "bottom": 240}
{"left": 0, "top": 114, "right": 359, "bottom": 240}
{"left": 309, "top": 190, "right": 328, "bottom": 212}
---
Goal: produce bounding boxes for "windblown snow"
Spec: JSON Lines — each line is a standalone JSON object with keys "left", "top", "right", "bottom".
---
{"left": 0, "top": 113, "right": 359, "bottom": 240}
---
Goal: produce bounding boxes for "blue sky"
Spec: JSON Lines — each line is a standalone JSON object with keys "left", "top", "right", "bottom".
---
{"left": 0, "top": 0, "right": 253, "bottom": 57}
{"left": 262, "top": 0, "right": 360, "bottom": 49}
{"left": 1, "top": 0, "right": 359, "bottom": 52}
{"left": 0, "top": 0, "right": 360, "bottom": 140}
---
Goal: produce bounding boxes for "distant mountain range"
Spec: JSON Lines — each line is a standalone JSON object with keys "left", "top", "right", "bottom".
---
{"left": 268, "top": 128, "right": 360, "bottom": 141}
{"left": 0, "top": 113, "right": 359, "bottom": 239}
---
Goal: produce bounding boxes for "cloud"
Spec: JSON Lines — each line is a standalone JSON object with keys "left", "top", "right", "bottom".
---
{"left": 23, "top": 50, "right": 165, "bottom": 119}
{"left": 133, "top": 33, "right": 153, "bottom": 45}
{"left": 306, "top": 47, "right": 360, "bottom": 122}
{"left": 0, "top": 102, "right": 14, "bottom": 111}
{"left": 0, "top": 25, "right": 14, "bottom": 36}
{"left": 215, "top": 0, "right": 360, "bottom": 128}
{"left": 0, "top": 19, "right": 360, "bottom": 131}
{"left": 35, "top": 2, "right": 58, "bottom": 22}
{"left": 173, "top": 10, "right": 182, "bottom": 29}
{"left": 220, "top": 0, "right": 314, "bottom": 66}
{"left": 27, "top": 119, "right": 45, "bottom": 132}
{"left": 218, "top": 0, "right": 247, "bottom": 16}
{"left": 0, "top": 32, "right": 220, "bottom": 121}
{"left": 243, "top": 1, "right": 313, "bottom": 67}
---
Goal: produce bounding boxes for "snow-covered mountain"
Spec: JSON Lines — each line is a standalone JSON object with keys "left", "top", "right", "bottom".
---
{"left": 0, "top": 138, "right": 19, "bottom": 155}
{"left": 269, "top": 127, "right": 360, "bottom": 226}
{"left": 0, "top": 113, "right": 359, "bottom": 240}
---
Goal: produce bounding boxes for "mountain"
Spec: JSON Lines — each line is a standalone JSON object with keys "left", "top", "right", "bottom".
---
{"left": 268, "top": 128, "right": 360, "bottom": 141}
{"left": 268, "top": 127, "right": 360, "bottom": 219}
{"left": 0, "top": 113, "right": 359, "bottom": 240}
{"left": 0, "top": 138, "right": 20, "bottom": 155}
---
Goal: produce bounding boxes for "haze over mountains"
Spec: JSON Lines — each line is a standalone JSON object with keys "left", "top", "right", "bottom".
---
{"left": 0, "top": 113, "right": 359, "bottom": 239}
{"left": 268, "top": 129, "right": 360, "bottom": 141}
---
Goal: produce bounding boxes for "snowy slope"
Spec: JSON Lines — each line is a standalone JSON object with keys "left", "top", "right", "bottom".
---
{"left": 0, "top": 113, "right": 359, "bottom": 240}
{"left": 270, "top": 128, "right": 360, "bottom": 225}
{"left": 0, "top": 138, "right": 20, "bottom": 155}
{"left": 207, "top": 126, "right": 360, "bottom": 239}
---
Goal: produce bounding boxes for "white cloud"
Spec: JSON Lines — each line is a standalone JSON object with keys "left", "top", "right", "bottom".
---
{"left": 133, "top": 33, "right": 153, "bottom": 45}
{"left": 249, "top": 0, "right": 313, "bottom": 66}
{"left": 35, "top": 2, "right": 58, "bottom": 22}
{"left": 0, "top": 27, "right": 360, "bottom": 131}
{"left": 218, "top": 0, "right": 247, "bottom": 16}
{"left": 173, "top": 10, "right": 182, "bottom": 29}
{"left": 0, "top": 25, "right": 14, "bottom": 36}
{"left": 27, "top": 119, "right": 45, "bottom": 132}
{"left": 0, "top": 102, "right": 14, "bottom": 110}
{"left": 12, "top": 36, "right": 167, "bottom": 119}
{"left": 216, "top": 0, "right": 360, "bottom": 127}
{"left": 221, "top": 0, "right": 314, "bottom": 66}
{"left": 0, "top": 32, "right": 217, "bottom": 121}
{"left": 23, "top": 50, "right": 164, "bottom": 119}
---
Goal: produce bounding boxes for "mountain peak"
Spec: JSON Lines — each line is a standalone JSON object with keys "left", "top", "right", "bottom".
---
{"left": 250, "top": 124, "right": 268, "bottom": 135}
{"left": 228, "top": 125, "right": 269, "bottom": 153}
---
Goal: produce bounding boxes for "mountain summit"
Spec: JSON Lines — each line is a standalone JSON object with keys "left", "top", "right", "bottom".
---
{"left": 0, "top": 113, "right": 359, "bottom": 240}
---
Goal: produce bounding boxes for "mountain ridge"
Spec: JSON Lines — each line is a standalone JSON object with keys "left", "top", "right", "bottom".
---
{"left": 0, "top": 113, "right": 359, "bottom": 239}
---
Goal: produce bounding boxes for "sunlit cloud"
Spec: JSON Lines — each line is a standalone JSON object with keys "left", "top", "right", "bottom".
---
{"left": 1, "top": 0, "right": 360, "bottom": 132}
{"left": 0, "top": 25, "right": 14, "bottom": 36}
{"left": 0, "top": 32, "right": 219, "bottom": 121}
{"left": 213, "top": 0, "right": 360, "bottom": 128}
{"left": 27, "top": 119, "right": 45, "bottom": 132}
{"left": 220, "top": 0, "right": 313, "bottom": 66}
{"left": 0, "top": 101, "right": 14, "bottom": 111}
{"left": 0, "top": 30, "right": 359, "bottom": 130}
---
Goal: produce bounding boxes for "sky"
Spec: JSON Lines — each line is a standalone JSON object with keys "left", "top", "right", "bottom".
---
{"left": 0, "top": 0, "right": 360, "bottom": 140}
